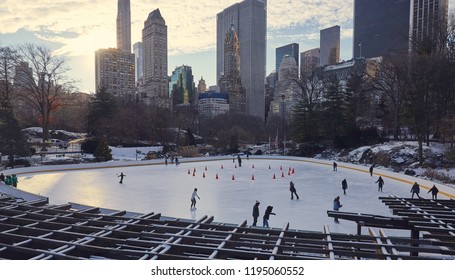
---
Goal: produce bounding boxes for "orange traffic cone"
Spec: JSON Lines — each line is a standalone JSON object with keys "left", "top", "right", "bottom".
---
{"left": 216, "top": 173, "right": 219, "bottom": 179}
{"left": 280, "top": 165, "right": 282, "bottom": 170}
{"left": 221, "top": 164, "right": 224, "bottom": 169}
{"left": 203, "top": 172, "right": 205, "bottom": 178}
{"left": 288, "top": 170, "right": 291, "bottom": 176}
{"left": 273, "top": 174, "right": 276, "bottom": 179}
{"left": 235, "top": 164, "right": 237, "bottom": 168}
{"left": 252, "top": 174, "right": 255, "bottom": 180}
{"left": 269, "top": 165, "right": 271, "bottom": 169}
{"left": 188, "top": 169, "right": 190, "bottom": 174}
{"left": 193, "top": 171, "right": 196, "bottom": 176}
{"left": 232, "top": 174, "right": 235, "bottom": 180}
{"left": 292, "top": 168, "right": 295, "bottom": 174}
{"left": 252, "top": 164, "right": 255, "bottom": 168}
{"left": 193, "top": 167, "right": 196, "bottom": 173}
{"left": 282, "top": 172, "right": 285, "bottom": 177}
{"left": 205, "top": 166, "right": 207, "bottom": 171}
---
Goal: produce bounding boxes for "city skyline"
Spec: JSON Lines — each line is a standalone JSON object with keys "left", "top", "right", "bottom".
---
{"left": 0, "top": 0, "right": 454, "bottom": 93}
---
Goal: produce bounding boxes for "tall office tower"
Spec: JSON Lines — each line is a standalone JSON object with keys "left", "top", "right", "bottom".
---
{"left": 217, "top": 0, "right": 267, "bottom": 120}
{"left": 411, "top": 0, "right": 449, "bottom": 47}
{"left": 95, "top": 48, "right": 135, "bottom": 99}
{"left": 117, "top": 0, "right": 131, "bottom": 53}
{"left": 353, "top": 0, "right": 411, "bottom": 59}
{"left": 276, "top": 43, "right": 299, "bottom": 75}
{"left": 169, "top": 65, "right": 195, "bottom": 106}
{"left": 219, "top": 25, "right": 246, "bottom": 115}
{"left": 133, "top": 42, "right": 143, "bottom": 85}
{"left": 320, "top": 25, "right": 340, "bottom": 66}
{"left": 142, "top": 9, "right": 169, "bottom": 107}
{"left": 353, "top": 0, "right": 448, "bottom": 58}
{"left": 300, "top": 48, "right": 320, "bottom": 76}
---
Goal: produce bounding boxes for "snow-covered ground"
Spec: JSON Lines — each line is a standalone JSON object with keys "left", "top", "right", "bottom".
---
{"left": 3, "top": 153, "right": 454, "bottom": 237}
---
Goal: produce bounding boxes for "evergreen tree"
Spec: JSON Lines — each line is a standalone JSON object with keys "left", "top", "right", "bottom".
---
{"left": 321, "top": 74, "right": 346, "bottom": 142}
{"left": 87, "top": 86, "right": 117, "bottom": 138}
{"left": 93, "top": 140, "right": 112, "bottom": 162}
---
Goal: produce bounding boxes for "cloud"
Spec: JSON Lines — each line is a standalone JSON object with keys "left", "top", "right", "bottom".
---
{"left": 0, "top": 0, "right": 355, "bottom": 57}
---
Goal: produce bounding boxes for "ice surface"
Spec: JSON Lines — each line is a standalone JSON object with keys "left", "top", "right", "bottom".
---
{"left": 5, "top": 156, "right": 455, "bottom": 236}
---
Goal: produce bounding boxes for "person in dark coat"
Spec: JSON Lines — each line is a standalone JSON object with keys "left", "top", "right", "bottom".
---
{"left": 237, "top": 154, "right": 242, "bottom": 167}
{"left": 0, "top": 173, "right": 5, "bottom": 182}
{"left": 369, "top": 165, "right": 374, "bottom": 176}
{"left": 341, "top": 179, "right": 348, "bottom": 195}
{"left": 118, "top": 172, "right": 126, "bottom": 184}
{"left": 252, "top": 201, "right": 260, "bottom": 226}
{"left": 410, "top": 182, "right": 421, "bottom": 199}
{"left": 333, "top": 162, "right": 337, "bottom": 171}
{"left": 289, "top": 181, "right": 299, "bottom": 199}
{"left": 427, "top": 185, "right": 439, "bottom": 200}
{"left": 333, "top": 196, "right": 343, "bottom": 223}
{"left": 376, "top": 176, "right": 384, "bottom": 192}
{"left": 263, "top": 206, "right": 276, "bottom": 227}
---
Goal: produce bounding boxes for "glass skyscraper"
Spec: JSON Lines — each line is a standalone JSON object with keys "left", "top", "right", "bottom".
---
{"left": 353, "top": 0, "right": 448, "bottom": 58}
{"left": 216, "top": 0, "right": 267, "bottom": 120}
{"left": 320, "top": 25, "right": 340, "bottom": 66}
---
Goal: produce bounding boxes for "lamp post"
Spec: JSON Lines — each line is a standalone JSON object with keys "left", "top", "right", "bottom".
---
{"left": 281, "top": 94, "right": 285, "bottom": 155}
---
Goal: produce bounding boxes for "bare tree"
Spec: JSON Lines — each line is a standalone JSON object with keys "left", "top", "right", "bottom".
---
{"left": 14, "top": 44, "right": 76, "bottom": 142}
{"left": 291, "top": 65, "right": 325, "bottom": 142}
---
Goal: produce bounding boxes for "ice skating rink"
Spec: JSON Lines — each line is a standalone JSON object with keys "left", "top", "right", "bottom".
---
{"left": 12, "top": 156, "right": 455, "bottom": 234}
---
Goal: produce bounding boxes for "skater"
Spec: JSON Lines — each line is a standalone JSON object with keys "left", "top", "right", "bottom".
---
{"left": 118, "top": 172, "right": 126, "bottom": 184}
{"left": 410, "top": 182, "right": 421, "bottom": 199}
{"left": 369, "top": 165, "right": 374, "bottom": 176}
{"left": 333, "top": 196, "right": 343, "bottom": 223}
{"left": 190, "top": 188, "right": 200, "bottom": 209}
{"left": 427, "top": 185, "right": 439, "bottom": 200}
{"left": 252, "top": 200, "right": 260, "bottom": 226}
{"left": 175, "top": 157, "right": 179, "bottom": 166}
{"left": 289, "top": 181, "right": 299, "bottom": 199}
{"left": 165, "top": 157, "right": 168, "bottom": 165}
{"left": 341, "top": 179, "right": 348, "bottom": 195}
{"left": 4, "top": 175, "right": 12, "bottom": 186}
{"left": 237, "top": 154, "right": 242, "bottom": 167}
{"left": 333, "top": 162, "right": 337, "bottom": 171}
{"left": 263, "top": 205, "right": 276, "bottom": 228}
{"left": 0, "top": 172, "right": 4, "bottom": 182}
{"left": 376, "top": 176, "right": 384, "bottom": 192}
{"left": 11, "top": 174, "right": 18, "bottom": 188}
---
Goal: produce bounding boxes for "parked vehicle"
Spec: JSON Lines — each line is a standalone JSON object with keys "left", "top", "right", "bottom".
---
{"left": 49, "top": 139, "right": 69, "bottom": 149}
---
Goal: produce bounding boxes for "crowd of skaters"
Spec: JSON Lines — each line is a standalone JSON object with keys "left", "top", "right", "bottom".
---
{"left": 184, "top": 159, "right": 444, "bottom": 227}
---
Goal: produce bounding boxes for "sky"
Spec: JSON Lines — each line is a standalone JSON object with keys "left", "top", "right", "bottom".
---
{"left": 0, "top": 0, "right": 454, "bottom": 93}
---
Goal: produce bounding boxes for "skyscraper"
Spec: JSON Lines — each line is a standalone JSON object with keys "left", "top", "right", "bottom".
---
{"left": 116, "top": 0, "right": 131, "bottom": 53}
{"left": 142, "top": 9, "right": 169, "bottom": 107}
{"left": 300, "top": 48, "right": 320, "bottom": 76}
{"left": 95, "top": 48, "right": 135, "bottom": 99}
{"left": 320, "top": 25, "right": 340, "bottom": 66}
{"left": 219, "top": 24, "right": 246, "bottom": 115}
{"left": 276, "top": 43, "right": 299, "bottom": 75}
{"left": 353, "top": 0, "right": 411, "bottom": 59}
{"left": 217, "top": 0, "right": 267, "bottom": 120}
{"left": 353, "top": 0, "right": 448, "bottom": 58}
{"left": 169, "top": 65, "right": 195, "bottom": 106}
{"left": 411, "top": 0, "right": 449, "bottom": 47}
